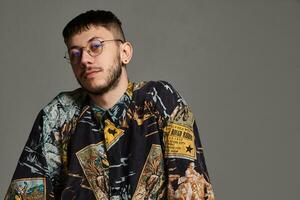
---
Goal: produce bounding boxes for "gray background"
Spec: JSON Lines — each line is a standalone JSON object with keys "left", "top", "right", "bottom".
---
{"left": 1, "top": 0, "right": 299, "bottom": 199}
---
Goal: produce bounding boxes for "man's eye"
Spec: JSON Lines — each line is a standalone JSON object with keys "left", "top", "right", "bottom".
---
{"left": 70, "top": 50, "right": 81, "bottom": 58}
{"left": 90, "top": 41, "right": 102, "bottom": 51}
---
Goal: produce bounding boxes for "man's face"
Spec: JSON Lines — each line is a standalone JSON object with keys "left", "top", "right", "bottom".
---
{"left": 66, "top": 25, "right": 123, "bottom": 95}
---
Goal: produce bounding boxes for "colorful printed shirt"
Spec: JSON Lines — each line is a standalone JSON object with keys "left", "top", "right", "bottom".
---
{"left": 5, "top": 80, "right": 214, "bottom": 200}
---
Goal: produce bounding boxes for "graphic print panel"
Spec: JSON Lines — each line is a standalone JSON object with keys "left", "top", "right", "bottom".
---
{"left": 76, "top": 142, "right": 109, "bottom": 200}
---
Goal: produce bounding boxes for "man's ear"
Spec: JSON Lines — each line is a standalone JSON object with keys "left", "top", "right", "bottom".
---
{"left": 120, "top": 41, "right": 133, "bottom": 65}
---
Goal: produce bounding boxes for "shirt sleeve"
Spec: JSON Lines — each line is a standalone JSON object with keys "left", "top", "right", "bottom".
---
{"left": 5, "top": 110, "right": 55, "bottom": 200}
{"left": 156, "top": 81, "right": 215, "bottom": 200}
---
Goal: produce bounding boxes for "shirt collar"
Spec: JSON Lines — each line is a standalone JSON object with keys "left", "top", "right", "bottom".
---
{"left": 90, "top": 81, "right": 134, "bottom": 127}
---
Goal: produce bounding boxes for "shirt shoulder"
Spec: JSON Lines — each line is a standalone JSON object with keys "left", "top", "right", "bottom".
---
{"left": 45, "top": 87, "right": 87, "bottom": 110}
{"left": 133, "top": 80, "right": 187, "bottom": 115}
{"left": 133, "top": 80, "right": 181, "bottom": 98}
{"left": 42, "top": 88, "right": 88, "bottom": 130}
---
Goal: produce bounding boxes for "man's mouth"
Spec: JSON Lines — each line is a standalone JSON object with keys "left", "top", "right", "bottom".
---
{"left": 83, "top": 69, "right": 102, "bottom": 78}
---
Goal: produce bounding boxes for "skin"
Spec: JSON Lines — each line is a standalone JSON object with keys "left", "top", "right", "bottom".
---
{"left": 66, "top": 25, "right": 133, "bottom": 109}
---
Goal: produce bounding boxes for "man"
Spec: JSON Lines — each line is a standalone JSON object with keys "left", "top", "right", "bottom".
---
{"left": 5, "top": 10, "right": 214, "bottom": 199}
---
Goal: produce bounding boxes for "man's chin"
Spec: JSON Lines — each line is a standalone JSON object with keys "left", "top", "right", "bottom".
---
{"left": 82, "top": 85, "right": 109, "bottom": 96}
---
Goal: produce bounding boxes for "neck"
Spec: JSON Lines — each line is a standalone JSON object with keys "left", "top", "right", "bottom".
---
{"left": 89, "top": 68, "right": 129, "bottom": 110}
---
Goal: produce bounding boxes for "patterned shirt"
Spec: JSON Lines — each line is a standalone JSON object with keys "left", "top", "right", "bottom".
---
{"left": 5, "top": 80, "right": 215, "bottom": 200}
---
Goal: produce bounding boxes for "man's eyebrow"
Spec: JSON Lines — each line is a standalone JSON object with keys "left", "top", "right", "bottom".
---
{"left": 88, "top": 36, "right": 103, "bottom": 42}
{"left": 68, "top": 45, "right": 81, "bottom": 50}
{"left": 68, "top": 37, "right": 104, "bottom": 50}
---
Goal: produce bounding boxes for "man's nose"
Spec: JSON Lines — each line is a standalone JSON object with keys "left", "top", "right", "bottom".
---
{"left": 80, "top": 49, "right": 94, "bottom": 65}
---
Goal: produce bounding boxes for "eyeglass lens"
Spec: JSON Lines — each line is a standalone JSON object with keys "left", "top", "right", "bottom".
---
{"left": 68, "top": 39, "right": 103, "bottom": 64}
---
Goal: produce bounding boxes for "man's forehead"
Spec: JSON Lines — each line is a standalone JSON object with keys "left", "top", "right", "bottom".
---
{"left": 67, "top": 25, "right": 114, "bottom": 46}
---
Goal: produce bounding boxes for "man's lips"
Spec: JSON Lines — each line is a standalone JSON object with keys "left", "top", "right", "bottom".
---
{"left": 82, "top": 69, "right": 102, "bottom": 78}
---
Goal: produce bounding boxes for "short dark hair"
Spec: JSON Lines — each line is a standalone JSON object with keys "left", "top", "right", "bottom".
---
{"left": 62, "top": 10, "right": 125, "bottom": 44}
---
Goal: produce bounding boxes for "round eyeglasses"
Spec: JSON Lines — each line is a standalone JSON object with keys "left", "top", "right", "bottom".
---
{"left": 64, "top": 38, "right": 124, "bottom": 65}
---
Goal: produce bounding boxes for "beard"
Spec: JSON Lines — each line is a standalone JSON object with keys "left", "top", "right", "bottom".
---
{"left": 76, "top": 56, "right": 123, "bottom": 96}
